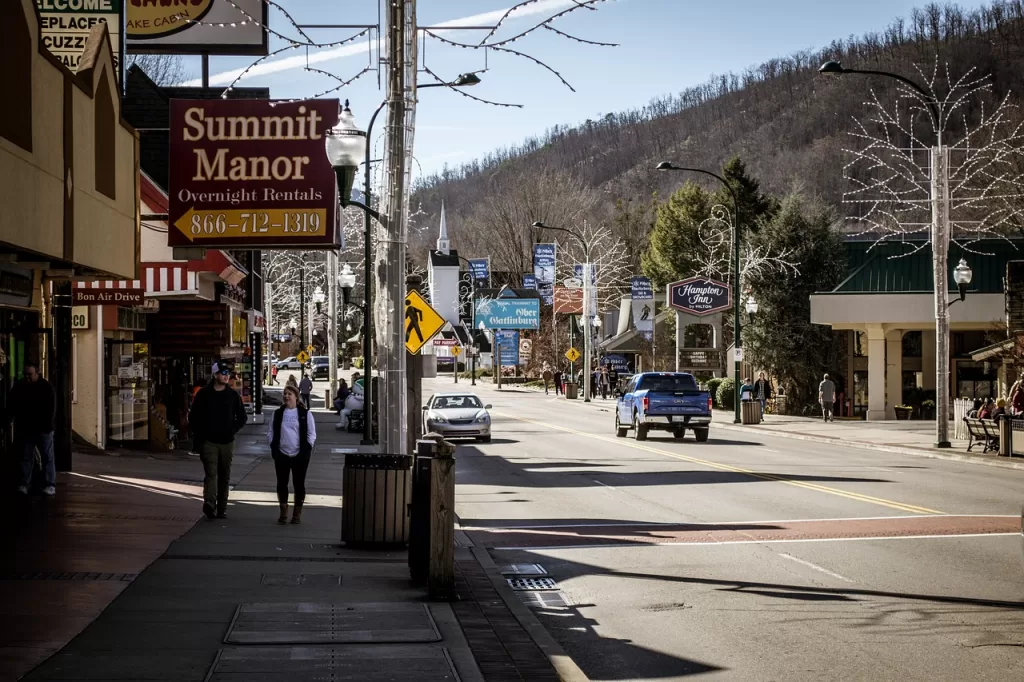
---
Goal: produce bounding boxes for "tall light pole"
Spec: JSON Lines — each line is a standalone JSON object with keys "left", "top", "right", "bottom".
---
{"left": 532, "top": 221, "right": 593, "bottom": 402}
{"left": 818, "top": 60, "right": 954, "bottom": 447}
{"left": 655, "top": 162, "right": 742, "bottom": 423}
{"left": 325, "top": 74, "right": 481, "bottom": 449}
{"left": 338, "top": 263, "right": 356, "bottom": 370}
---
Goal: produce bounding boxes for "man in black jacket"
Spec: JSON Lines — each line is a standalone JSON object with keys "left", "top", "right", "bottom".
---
{"left": 190, "top": 360, "right": 248, "bottom": 519}
{"left": 12, "top": 363, "right": 57, "bottom": 496}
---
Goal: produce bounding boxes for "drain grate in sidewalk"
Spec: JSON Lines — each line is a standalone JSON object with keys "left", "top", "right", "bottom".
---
{"left": 0, "top": 572, "right": 137, "bottom": 581}
{"left": 224, "top": 602, "right": 442, "bottom": 644}
{"left": 260, "top": 574, "right": 342, "bottom": 587}
{"left": 500, "top": 563, "right": 548, "bottom": 576}
{"left": 518, "top": 591, "right": 569, "bottom": 609}
{"left": 206, "top": 645, "right": 459, "bottom": 681}
{"left": 507, "top": 576, "right": 558, "bottom": 591}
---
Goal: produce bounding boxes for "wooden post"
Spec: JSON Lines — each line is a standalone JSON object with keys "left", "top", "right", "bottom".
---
{"left": 428, "top": 455, "right": 456, "bottom": 599}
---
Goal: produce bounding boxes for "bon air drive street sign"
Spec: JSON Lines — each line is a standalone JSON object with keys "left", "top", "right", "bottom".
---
{"left": 168, "top": 99, "right": 340, "bottom": 248}
{"left": 668, "top": 277, "right": 731, "bottom": 316}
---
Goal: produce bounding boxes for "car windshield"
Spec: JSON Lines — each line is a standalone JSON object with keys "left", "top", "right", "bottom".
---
{"left": 432, "top": 395, "right": 483, "bottom": 410}
{"left": 637, "top": 374, "right": 699, "bottom": 392}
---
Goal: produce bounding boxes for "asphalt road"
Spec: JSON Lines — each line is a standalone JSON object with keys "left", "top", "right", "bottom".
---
{"left": 432, "top": 377, "right": 1024, "bottom": 681}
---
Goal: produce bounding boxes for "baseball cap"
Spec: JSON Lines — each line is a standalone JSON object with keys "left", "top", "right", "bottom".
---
{"left": 213, "top": 359, "right": 235, "bottom": 375}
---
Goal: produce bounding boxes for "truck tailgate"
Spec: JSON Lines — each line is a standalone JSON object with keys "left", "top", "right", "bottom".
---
{"left": 646, "top": 391, "right": 709, "bottom": 416}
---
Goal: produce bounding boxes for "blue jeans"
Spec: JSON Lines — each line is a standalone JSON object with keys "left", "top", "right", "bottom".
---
{"left": 20, "top": 432, "right": 56, "bottom": 489}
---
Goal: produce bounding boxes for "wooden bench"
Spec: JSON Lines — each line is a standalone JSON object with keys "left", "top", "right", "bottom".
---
{"left": 964, "top": 417, "right": 1000, "bottom": 453}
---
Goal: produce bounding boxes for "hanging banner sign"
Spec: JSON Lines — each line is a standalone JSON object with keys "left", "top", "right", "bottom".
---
{"left": 522, "top": 274, "right": 537, "bottom": 290}
{"left": 533, "top": 243, "right": 555, "bottom": 306}
{"left": 631, "top": 276, "right": 655, "bottom": 341}
{"left": 126, "top": 0, "right": 268, "bottom": 56}
{"left": 668, "top": 277, "right": 731, "bottom": 316}
{"left": 467, "top": 258, "right": 490, "bottom": 286}
{"left": 573, "top": 263, "right": 597, "bottom": 285}
{"left": 168, "top": 98, "right": 340, "bottom": 249}
{"left": 37, "top": 0, "right": 123, "bottom": 73}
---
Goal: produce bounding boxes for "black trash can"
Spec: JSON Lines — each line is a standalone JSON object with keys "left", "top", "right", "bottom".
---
{"left": 342, "top": 454, "right": 413, "bottom": 547}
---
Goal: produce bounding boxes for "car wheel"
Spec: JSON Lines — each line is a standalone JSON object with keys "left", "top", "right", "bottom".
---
{"left": 615, "top": 413, "right": 628, "bottom": 438}
{"left": 673, "top": 428, "right": 686, "bottom": 439}
{"left": 694, "top": 428, "right": 709, "bottom": 442}
{"left": 633, "top": 412, "right": 648, "bottom": 441}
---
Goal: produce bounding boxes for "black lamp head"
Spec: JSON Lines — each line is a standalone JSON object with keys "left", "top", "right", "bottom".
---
{"left": 655, "top": 161, "right": 675, "bottom": 171}
{"left": 453, "top": 72, "right": 481, "bottom": 87}
{"left": 532, "top": 221, "right": 546, "bottom": 229}
{"left": 818, "top": 61, "right": 846, "bottom": 75}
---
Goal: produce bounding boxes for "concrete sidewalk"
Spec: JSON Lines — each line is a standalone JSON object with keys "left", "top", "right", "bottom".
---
{"left": 6, "top": 407, "right": 584, "bottom": 681}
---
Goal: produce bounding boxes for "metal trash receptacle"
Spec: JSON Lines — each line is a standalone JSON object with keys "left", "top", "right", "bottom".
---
{"left": 564, "top": 381, "right": 578, "bottom": 400}
{"left": 342, "top": 453, "right": 412, "bottom": 547}
{"left": 741, "top": 400, "right": 762, "bottom": 424}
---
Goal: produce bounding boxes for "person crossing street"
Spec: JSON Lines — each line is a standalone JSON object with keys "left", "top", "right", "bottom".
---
{"left": 190, "top": 360, "right": 248, "bottom": 519}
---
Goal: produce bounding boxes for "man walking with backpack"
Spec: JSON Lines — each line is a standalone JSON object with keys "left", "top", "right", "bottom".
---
{"left": 190, "top": 360, "right": 248, "bottom": 519}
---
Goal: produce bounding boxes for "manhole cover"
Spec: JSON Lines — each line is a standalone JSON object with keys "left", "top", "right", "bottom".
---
{"left": 207, "top": 645, "right": 458, "bottom": 681}
{"left": 518, "top": 591, "right": 568, "bottom": 609}
{"left": 224, "top": 602, "right": 442, "bottom": 644}
{"left": 260, "top": 574, "right": 343, "bottom": 587}
{"left": 506, "top": 577, "right": 558, "bottom": 591}
{"left": 500, "top": 563, "right": 547, "bottom": 576}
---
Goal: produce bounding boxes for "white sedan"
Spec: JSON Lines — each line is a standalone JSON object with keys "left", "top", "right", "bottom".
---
{"left": 276, "top": 356, "right": 303, "bottom": 370}
{"left": 423, "top": 393, "right": 492, "bottom": 442}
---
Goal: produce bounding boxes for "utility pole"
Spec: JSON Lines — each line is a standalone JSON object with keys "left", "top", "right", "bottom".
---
{"left": 380, "top": 0, "right": 416, "bottom": 454}
{"left": 932, "top": 143, "right": 951, "bottom": 446}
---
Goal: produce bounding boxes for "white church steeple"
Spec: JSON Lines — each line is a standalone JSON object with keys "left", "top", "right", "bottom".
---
{"left": 436, "top": 201, "right": 450, "bottom": 254}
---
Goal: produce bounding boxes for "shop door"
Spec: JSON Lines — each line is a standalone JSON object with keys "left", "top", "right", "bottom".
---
{"left": 105, "top": 341, "right": 150, "bottom": 443}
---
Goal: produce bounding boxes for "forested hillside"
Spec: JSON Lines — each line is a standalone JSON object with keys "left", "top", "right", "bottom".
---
{"left": 408, "top": 1, "right": 1024, "bottom": 268}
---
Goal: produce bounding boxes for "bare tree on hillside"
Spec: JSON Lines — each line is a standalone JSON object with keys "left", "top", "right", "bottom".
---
{"left": 126, "top": 54, "right": 191, "bottom": 85}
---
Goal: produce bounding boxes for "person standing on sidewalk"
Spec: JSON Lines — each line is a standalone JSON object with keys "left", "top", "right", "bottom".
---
{"left": 753, "top": 372, "right": 773, "bottom": 418}
{"left": 298, "top": 372, "right": 313, "bottom": 408}
{"left": 818, "top": 373, "right": 836, "bottom": 423}
{"left": 541, "top": 362, "right": 553, "bottom": 395}
{"left": 267, "top": 385, "right": 317, "bottom": 524}
{"left": 190, "top": 361, "right": 248, "bottom": 519}
{"left": 553, "top": 366, "right": 563, "bottom": 396}
{"left": 270, "top": 364, "right": 279, "bottom": 385}
{"left": 10, "top": 363, "right": 56, "bottom": 496}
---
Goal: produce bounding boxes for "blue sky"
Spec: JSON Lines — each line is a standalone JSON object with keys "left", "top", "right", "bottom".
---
{"left": 177, "top": 0, "right": 992, "bottom": 179}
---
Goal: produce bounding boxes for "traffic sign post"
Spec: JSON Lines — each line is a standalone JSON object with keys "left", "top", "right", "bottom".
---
{"left": 451, "top": 345, "right": 463, "bottom": 384}
{"left": 296, "top": 350, "right": 310, "bottom": 364}
{"left": 403, "top": 290, "right": 446, "bottom": 355}
{"left": 565, "top": 347, "right": 581, "bottom": 363}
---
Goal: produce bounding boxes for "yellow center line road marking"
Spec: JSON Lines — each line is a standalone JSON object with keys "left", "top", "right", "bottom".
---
{"left": 496, "top": 412, "right": 945, "bottom": 515}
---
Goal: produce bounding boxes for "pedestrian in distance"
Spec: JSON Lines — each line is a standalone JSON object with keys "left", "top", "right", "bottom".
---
{"left": 541, "top": 362, "right": 553, "bottom": 395}
{"left": 608, "top": 363, "right": 619, "bottom": 397}
{"left": 1011, "top": 377, "right": 1024, "bottom": 416}
{"left": 819, "top": 373, "right": 837, "bottom": 422}
{"left": 553, "top": 366, "right": 563, "bottom": 396}
{"left": 270, "top": 363, "right": 279, "bottom": 385}
{"left": 190, "top": 360, "right": 248, "bottom": 519}
{"left": 267, "top": 385, "right": 317, "bottom": 524}
{"left": 599, "top": 366, "right": 610, "bottom": 400}
{"left": 10, "top": 363, "right": 57, "bottom": 496}
{"left": 299, "top": 372, "right": 313, "bottom": 407}
{"left": 753, "top": 372, "right": 773, "bottom": 420}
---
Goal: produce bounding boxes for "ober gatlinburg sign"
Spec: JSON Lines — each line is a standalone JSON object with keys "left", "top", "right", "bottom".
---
{"left": 668, "top": 277, "right": 731, "bottom": 316}
{"left": 168, "top": 99, "right": 339, "bottom": 248}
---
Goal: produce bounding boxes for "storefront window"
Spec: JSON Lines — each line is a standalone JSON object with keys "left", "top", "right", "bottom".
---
{"left": 106, "top": 341, "right": 150, "bottom": 442}
{"left": 902, "top": 331, "right": 922, "bottom": 358}
{"left": 955, "top": 360, "right": 997, "bottom": 400}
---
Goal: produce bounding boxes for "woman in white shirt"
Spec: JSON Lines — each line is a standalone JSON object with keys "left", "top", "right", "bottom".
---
{"left": 267, "top": 386, "right": 317, "bottom": 524}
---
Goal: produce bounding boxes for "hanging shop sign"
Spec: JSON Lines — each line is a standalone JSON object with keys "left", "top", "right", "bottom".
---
{"left": 37, "top": 0, "right": 123, "bottom": 73}
{"left": 631, "top": 276, "right": 654, "bottom": 340}
{"left": 71, "top": 306, "right": 90, "bottom": 330}
{"left": 126, "top": 0, "right": 268, "bottom": 56}
{"left": 533, "top": 243, "right": 555, "bottom": 306}
{"left": 668, "top": 277, "right": 731, "bottom": 316}
{"left": 72, "top": 287, "right": 144, "bottom": 305}
{"left": 168, "top": 98, "right": 340, "bottom": 249}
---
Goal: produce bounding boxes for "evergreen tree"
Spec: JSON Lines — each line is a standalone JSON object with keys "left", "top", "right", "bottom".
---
{"left": 640, "top": 182, "right": 712, "bottom": 288}
{"left": 743, "top": 192, "right": 846, "bottom": 410}
{"left": 716, "top": 156, "right": 778, "bottom": 235}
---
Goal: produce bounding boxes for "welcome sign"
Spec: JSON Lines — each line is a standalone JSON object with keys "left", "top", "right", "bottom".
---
{"left": 668, "top": 277, "right": 731, "bottom": 316}
{"left": 474, "top": 298, "right": 541, "bottom": 330}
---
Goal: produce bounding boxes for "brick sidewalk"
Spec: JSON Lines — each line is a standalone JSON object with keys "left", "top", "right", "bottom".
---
{"left": 4, "top": 409, "right": 583, "bottom": 681}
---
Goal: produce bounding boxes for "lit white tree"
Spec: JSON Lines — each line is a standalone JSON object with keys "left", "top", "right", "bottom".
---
{"left": 693, "top": 205, "right": 800, "bottom": 284}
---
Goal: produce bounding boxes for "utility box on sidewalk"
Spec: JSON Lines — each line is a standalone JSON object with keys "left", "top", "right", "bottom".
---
{"left": 564, "top": 381, "right": 578, "bottom": 400}
{"left": 741, "top": 400, "right": 762, "bottom": 424}
{"left": 342, "top": 454, "right": 412, "bottom": 547}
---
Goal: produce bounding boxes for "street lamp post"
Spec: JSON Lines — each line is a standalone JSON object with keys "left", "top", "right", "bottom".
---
{"left": 325, "top": 75, "right": 481, "bottom": 450}
{"left": 532, "top": 221, "right": 593, "bottom": 402}
{"left": 338, "top": 263, "right": 356, "bottom": 370}
{"left": 656, "top": 162, "right": 742, "bottom": 423}
{"left": 817, "top": 61, "right": 956, "bottom": 447}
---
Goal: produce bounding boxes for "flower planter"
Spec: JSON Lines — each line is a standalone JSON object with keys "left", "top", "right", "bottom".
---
{"left": 894, "top": 407, "right": 913, "bottom": 421}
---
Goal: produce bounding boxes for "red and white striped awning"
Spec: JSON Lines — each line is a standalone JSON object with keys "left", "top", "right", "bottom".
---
{"left": 144, "top": 263, "right": 199, "bottom": 296}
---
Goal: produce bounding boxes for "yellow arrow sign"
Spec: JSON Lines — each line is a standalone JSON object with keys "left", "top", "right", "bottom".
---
{"left": 404, "top": 290, "right": 446, "bottom": 355}
{"left": 171, "top": 208, "right": 329, "bottom": 242}
{"left": 296, "top": 350, "right": 310, "bottom": 364}
{"left": 565, "top": 347, "right": 581, "bottom": 363}
{"left": 452, "top": 346, "right": 463, "bottom": 356}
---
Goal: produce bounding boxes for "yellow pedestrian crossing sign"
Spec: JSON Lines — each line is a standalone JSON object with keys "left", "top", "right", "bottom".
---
{"left": 306, "top": 344, "right": 314, "bottom": 353}
{"left": 296, "top": 350, "right": 310, "bottom": 364}
{"left": 404, "top": 290, "right": 446, "bottom": 355}
{"left": 452, "top": 346, "right": 462, "bottom": 356}
{"left": 565, "top": 347, "right": 581, "bottom": 363}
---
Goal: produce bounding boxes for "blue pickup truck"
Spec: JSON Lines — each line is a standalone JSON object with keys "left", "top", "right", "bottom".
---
{"left": 615, "top": 372, "right": 713, "bottom": 442}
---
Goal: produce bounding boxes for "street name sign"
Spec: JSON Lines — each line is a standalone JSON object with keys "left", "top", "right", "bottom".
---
{"left": 168, "top": 99, "right": 340, "bottom": 248}
{"left": 72, "top": 288, "right": 143, "bottom": 305}
{"left": 405, "top": 290, "right": 446, "bottom": 354}
{"left": 668, "top": 277, "right": 731, "bottom": 316}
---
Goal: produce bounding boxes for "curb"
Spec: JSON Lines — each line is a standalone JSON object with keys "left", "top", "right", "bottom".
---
{"left": 713, "top": 421, "right": 1024, "bottom": 471}
{"left": 468, "top": 545, "right": 590, "bottom": 682}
